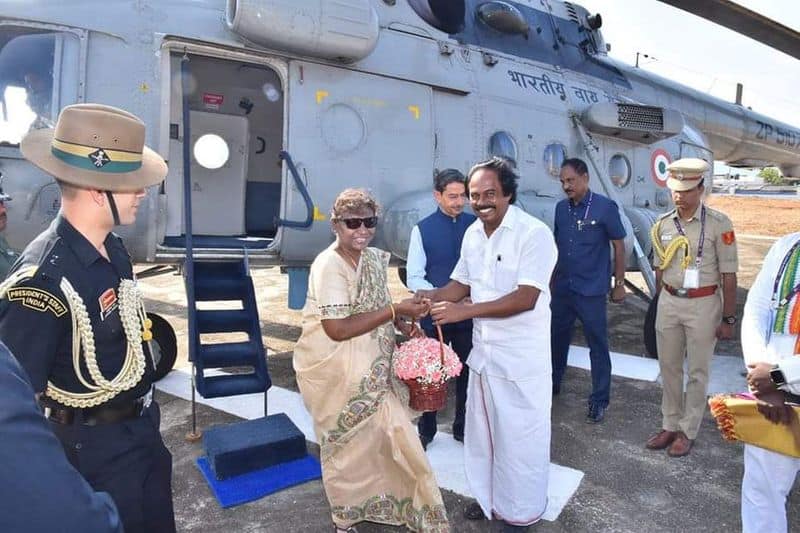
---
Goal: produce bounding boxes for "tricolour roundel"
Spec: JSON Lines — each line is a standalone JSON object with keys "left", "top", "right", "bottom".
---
{"left": 651, "top": 149, "right": 671, "bottom": 187}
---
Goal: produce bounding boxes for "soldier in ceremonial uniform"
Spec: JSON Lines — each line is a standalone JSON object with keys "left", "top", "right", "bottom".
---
{"left": 0, "top": 104, "right": 175, "bottom": 532}
{"left": 645, "top": 158, "right": 738, "bottom": 457}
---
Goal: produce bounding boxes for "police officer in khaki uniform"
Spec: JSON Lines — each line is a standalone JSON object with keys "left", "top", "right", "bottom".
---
{"left": 0, "top": 104, "right": 175, "bottom": 532}
{"left": 645, "top": 158, "right": 738, "bottom": 457}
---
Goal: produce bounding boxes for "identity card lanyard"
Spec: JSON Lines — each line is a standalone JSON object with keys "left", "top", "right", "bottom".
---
{"left": 767, "top": 239, "right": 800, "bottom": 343}
{"left": 673, "top": 205, "right": 705, "bottom": 289}
{"left": 571, "top": 191, "right": 594, "bottom": 231}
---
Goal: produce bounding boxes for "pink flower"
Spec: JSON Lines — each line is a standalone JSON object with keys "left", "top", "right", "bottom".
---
{"left": 394, "top": 337, "right": 463, "bottom": 384}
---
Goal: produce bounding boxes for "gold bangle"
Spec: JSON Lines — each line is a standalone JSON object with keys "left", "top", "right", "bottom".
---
{"left": 389, "top": 303, "right": 396, "bottom": 322}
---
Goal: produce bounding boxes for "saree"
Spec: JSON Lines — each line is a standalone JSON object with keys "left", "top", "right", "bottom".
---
{"left": 293, "top": 244, "right": 450, "bottom": 532}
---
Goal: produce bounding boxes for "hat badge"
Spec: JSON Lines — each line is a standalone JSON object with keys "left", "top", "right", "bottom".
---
{"left": 89, "top": 148, "right": 111, "bottom": 168}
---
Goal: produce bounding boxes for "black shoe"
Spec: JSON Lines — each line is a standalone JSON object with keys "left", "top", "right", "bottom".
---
{"left": 419, "top": 434, "right": 432, "bottom": 451}
{"left": 586, "top": 403, "right": 606, "bottom": 424}
{"left": 464, "top": 502, "right": 486, "bottom": 520}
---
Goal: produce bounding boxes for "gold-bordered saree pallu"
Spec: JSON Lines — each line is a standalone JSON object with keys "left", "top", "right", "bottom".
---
{"left": 293, "top": 245, "right": 450, "bottom": 532}
{"left": 709, "top": 393, "right": 800, "bottom": 458}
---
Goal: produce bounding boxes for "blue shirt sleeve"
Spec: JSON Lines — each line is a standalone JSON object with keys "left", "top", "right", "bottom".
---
{"left": 0, "top": 342, "right": 123, "bottom": 533}
{"left": 605, "top": 200, "right": 627, "bottom": 241}
{"left": 553, "top": 203, "right": 560, "bottom": 235}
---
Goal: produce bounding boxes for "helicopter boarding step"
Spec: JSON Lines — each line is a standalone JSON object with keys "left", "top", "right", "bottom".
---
{"left": 189, "top": 260, "right": 271, "bottom": 399}
{"left": 203, "top": 413, "right": 308, "bottom": 480}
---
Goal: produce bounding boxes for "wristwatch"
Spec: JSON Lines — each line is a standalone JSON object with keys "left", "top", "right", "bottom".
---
{"left": 770, "top": 365, "right": 787, "bottom": 387}
{"left": 614, "top": 279, "right": 625, "bottom": 288}
{"left": 722, "top": 315, "right": 737, "bottom": 325}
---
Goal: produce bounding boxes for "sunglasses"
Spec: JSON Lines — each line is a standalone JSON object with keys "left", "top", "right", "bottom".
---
{"left": 337, "top": 216, "right": 378, "bottom": 229}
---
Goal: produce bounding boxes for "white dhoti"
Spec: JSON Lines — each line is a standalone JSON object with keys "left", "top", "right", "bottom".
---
{"left": 464, "top": 369, "right": 551, "bottom": 525}
{"left": 741, "top": 444, "right": 800, "bottom": 533}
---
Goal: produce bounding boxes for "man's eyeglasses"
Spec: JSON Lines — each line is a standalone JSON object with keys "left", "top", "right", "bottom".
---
{"left": 337, "top": 216, "right": 378, "bottom": 229}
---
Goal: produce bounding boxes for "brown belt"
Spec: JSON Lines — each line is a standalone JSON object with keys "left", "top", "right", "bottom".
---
{"left": 663, "top": 284, "right": 718, "bottom": 299}
{"left": 46, "top": 397, "right": 146, "bottom": 426}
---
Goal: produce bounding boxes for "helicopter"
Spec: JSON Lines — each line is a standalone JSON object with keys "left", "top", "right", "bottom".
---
{"left": 0, "top": 0, "right": 798, "bottom": 380}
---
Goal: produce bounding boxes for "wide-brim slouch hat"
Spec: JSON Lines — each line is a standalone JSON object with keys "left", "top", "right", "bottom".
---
{"left": 20, "top": 103, "right": 167, "bottom": 192}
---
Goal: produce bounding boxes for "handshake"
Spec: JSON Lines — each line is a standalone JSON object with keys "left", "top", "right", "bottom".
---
{"left": 393, "top": 289, "right": 472, "bottom": 326}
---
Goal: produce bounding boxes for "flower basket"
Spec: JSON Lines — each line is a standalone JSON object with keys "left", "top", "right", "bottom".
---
{"left": 394, "top": 324, "right": 463, "bottom": 412}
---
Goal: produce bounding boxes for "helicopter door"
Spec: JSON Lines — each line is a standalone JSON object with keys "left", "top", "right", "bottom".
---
{"left": 188, "top": 111, "right": 249, "bottom": 236}
{"left": 0, "top": 27, "right": 83, "bottom": 249}
{"left": 282, "top": 61, "right": 433, "bottom": 261}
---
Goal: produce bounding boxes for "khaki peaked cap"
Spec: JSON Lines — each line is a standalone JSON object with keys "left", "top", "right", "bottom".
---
{"left": 666, "top": 158, "right": 709, "bottom": 192}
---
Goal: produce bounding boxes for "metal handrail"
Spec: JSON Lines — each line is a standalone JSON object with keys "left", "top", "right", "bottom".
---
{"left": 277, "top": 150, "right": 314, "bottom": 229}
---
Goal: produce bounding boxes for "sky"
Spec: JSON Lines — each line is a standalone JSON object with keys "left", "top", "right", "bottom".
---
{"left": 577, "top": 0, "right": 800, "bottom": 175}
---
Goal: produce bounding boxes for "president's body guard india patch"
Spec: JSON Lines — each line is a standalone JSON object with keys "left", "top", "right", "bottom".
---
{"left": 7, "top": 287, "right": 67, "bottom": 317}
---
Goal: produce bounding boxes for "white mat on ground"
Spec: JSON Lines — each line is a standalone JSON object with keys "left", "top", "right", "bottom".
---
{"left": 157, "top": 366, "right": 584, "bottom": 521}
{"left": 569, "top": 346, "right": 748, "bottom": 393}
{"left": 567, "top": 345, "right": 660, "bottom": 381}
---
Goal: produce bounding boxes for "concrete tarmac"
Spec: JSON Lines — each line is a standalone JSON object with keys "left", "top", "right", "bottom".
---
{"left": 140, "top": 235, "right": 799, "bottom": 532}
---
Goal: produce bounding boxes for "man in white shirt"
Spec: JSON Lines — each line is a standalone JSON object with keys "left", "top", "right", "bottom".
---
{"left": 415, "top": 157, "right": 558, "bottom": 532}
{"left": 406, "top": 169, "right": 475, "bottom": 448}
{"left": 740, "top": 231, "right": 800, "bottom": 533}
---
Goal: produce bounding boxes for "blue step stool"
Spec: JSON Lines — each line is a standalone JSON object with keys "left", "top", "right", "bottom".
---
{"left": 203, "top": 413, "right": 307, "bottom": 480}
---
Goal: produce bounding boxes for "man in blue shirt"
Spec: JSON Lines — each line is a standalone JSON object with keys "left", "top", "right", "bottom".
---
{"left": 406, "top": 168, "right": 476, "bottom": 448}
{"left": 551, "top": 158, "right": 627, "bottom": 423}
{"left": 0, "top": 340, "right": 123, "bottom": 533}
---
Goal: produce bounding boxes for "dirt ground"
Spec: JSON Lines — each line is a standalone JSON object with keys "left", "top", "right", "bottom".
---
{"left": 706, "top": 195, "right": 800, "bottom": 236}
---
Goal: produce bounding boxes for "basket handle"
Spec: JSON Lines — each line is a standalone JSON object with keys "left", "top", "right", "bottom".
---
{"left": 436, "top": 324, "right": 445, "bottom": 366}
{"left": 407, "top": 320, "right": 445, "bottom": 367}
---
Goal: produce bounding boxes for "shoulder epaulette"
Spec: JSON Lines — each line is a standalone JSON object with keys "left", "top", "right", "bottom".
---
{"left": 6, "top": 265, "right": 38, "bottom": 285}
{"left": 705, "top": 207, "right": 726, "bottom": 221}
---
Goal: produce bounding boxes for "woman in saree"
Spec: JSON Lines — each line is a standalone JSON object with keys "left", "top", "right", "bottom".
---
{"left": 293, "top": 188, "right": 450, "bottom": 533}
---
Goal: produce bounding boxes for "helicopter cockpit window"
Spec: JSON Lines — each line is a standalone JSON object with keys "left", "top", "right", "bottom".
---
{"left": 406, "top": 0, "right": 466, "bottom": 34}
{"left": 609, "top": 154, "right": 631, "bottom": 188}
{"left": 544, "top": 143, "right": 566, "bottom": 177}
{"left": 0, "top": 28, "right": 77, "bottom": 145}
{"left": 477, "top": 1, "right": 529, "bottom": 37}
{"left": 489, "top": 131, "right": 518, "bottom": 166}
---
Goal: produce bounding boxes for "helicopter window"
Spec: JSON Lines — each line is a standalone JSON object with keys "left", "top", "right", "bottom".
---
{"left": 406, "top": 0, "right": 466, "bottom": 34}
{"left": 193, "top": 134, "right": 230, "bottom": 170}
{"left": 544, "top": 143, "right": 566, "bottom": 177}
{"left": 0, "top": 29, "right": 75, "bottom": 145}
{"left": 476, "top": 1, "right": 529, "bottom": 37}
{"left": 489, "top": 131, "right": 517, "bottom": 166}
{"left": 609, "top": 154, "right": 631, "bottom": 188}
